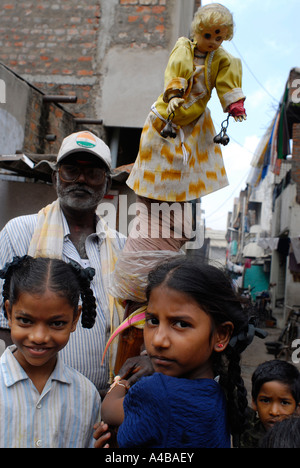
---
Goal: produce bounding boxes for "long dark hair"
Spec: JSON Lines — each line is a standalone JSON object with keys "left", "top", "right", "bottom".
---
{"left": 0, "top": 256, "right": 96, "bottom": 329}
{"left": 146, "top": 256, "right": 249, "bottom": 439}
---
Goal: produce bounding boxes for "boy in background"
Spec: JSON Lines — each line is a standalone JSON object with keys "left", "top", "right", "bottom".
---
{"left": 241, "top": 360, "right": 300, "bottom": 448}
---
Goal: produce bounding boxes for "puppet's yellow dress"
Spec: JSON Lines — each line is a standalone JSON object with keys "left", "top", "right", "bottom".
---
{"left": 127, "top": 37, "right": 245, "bottom": 202}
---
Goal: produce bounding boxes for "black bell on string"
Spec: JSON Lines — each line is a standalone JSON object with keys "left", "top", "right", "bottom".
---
{"left": 160, "top": 112, "right": 177, "bottom": 139}
{"left": 214, "top": 131, "right": 230, "bottom": 146}
{"left": 213, "top": 114, "right": 230, "bottom": 146}
{"left": 213, "top": 132, "right": 223, "bottom": 144}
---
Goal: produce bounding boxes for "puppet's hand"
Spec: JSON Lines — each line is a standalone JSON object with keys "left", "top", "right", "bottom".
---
{"left": 234, "top": 114, "right": 247, "bottom": 122}
{"left": 228, "top": 100, "right": 247, "bottom": 122}
{"left": 167, "top": 97, "right": 184, "bottom": 115}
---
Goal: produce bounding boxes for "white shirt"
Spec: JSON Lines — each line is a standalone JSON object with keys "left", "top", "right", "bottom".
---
{"left": 0, "top": 346, "right": 101, "bottom": 448}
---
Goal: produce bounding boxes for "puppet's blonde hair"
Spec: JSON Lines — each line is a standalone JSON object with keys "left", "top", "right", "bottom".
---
{"left": 191, "top": 3, "right": 234, "bottom": 41}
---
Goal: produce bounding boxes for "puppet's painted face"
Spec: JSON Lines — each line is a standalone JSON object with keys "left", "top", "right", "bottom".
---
{"left": 194, "top": 24, "right": 228, "bottom": 53}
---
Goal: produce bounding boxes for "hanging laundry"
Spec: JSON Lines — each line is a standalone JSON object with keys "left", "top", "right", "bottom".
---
{"left": 248, "top": 119, "right": 274, "bottom": 187}
{"left": 257, "top": 237, "right": 279, "bottom": 250}
{"left": 277, "top": 237, "right": 290, "bottom": 257}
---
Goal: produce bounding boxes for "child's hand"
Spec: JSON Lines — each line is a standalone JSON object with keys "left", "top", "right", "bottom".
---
{"left": 167, "top": 97, "right": 185, "bottom": 115}
{"left": 93, "top": 421, "right": 111, "bottom": 448}
{"left": 118, "top": 354, "right": 154, "bottom": 387}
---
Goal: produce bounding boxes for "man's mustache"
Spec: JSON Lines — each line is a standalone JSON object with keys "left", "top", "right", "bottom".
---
{"left": 63, "top": 184, "right": 95, "bottom": 195}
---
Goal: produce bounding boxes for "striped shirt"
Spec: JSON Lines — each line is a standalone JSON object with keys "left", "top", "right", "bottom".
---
{"left": 0, "top": 346, "right": 101, "bottom": 448}
{"left": 0, "top": 211, "right": 126, "bottom": 391}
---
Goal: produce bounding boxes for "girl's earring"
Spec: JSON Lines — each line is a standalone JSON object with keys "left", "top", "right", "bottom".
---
{"left": 216, "top": 343, "right": 224, "bottom": 349}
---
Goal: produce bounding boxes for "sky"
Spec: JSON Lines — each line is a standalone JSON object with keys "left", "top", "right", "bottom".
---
{"left": 199, "top": 0, "right": 298, "bottom": 231}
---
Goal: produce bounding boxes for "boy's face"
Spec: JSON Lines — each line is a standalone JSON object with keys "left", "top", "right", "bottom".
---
{"left": 252, "top": 380, "right": 299, "bottom": 431}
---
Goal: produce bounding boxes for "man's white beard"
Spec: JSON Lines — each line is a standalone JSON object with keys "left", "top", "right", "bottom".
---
{"left": 56, "top": 179, "right": 106, "bottom": 211}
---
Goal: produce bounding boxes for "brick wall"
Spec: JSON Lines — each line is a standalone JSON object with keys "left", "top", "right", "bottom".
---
{"left": 23, "top": 86, "right": 75, "bottom": 155}
{"left": 22, "top": 82, "right": 75, "bottom": 155}
{"left": 0, "top": 0, "right": 175, "bottom": 120}
{"left": 0, "top": 61, "right": 75, "bottom": 156}
{"left": 114, "top": 0, "right": 169, "bottom": 47}
{"left": 0, "top": 1, "right": 197, "bottom": 125}
{"left": 114, "top": 0, "right": 200, "bottom": 47}
{"left": 292, "top": 122, "right": 300, "bottom": 204}
{"left": 0, "top": 1, "right": 100, "bottom": 119}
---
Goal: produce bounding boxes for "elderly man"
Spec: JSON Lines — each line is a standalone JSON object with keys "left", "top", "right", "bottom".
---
{"left": 0, "top": 131, "right": 126, "bottom": 394}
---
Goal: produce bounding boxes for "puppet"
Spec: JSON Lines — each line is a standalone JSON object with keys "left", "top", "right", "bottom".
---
{"left": 109, "top": 3, "right": 246, "bottom": 329}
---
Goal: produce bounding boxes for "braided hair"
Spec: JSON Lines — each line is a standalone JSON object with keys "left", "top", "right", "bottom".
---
{"left": 146, "top": 256, "right": 249, "bottom": 443}
{"left": 0, "top": 256, "right": 96, "bottom": 329}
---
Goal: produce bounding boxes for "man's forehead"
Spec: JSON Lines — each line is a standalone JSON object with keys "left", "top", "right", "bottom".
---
{"left": 61, "top": 152, "right": 104, "bottom": 166}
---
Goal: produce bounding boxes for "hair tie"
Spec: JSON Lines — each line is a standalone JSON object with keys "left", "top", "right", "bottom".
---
{"left": 0, "top": 255, "right": 29, "bottom": 279}
{"left": 69, "top": 260, "right": 95, "bottom": 283}
{"left": 229, "top": 321, "right": 267, "bottom": 353}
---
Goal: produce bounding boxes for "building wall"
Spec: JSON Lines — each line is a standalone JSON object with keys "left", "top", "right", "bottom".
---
{"left": 0, "top": 63, "right": 76, "bottom": 228}
{"left": 248, "top": 170, "right": 275, "bottom": 233}
{"left": 0, "top": 0, "right": 196, "bottom": 127}
{"left": 0, "top": 63, "right": 75, "bottom": 156}
{"left": 0, "top": 0, "right": 200, "bottom": 230}
{"left": 0, "top": 1, "right": 100, "bottom": 119}
{"left": 99, "top": 0, "right": 195, "bottom": 127}
{"left": 269, "top": 123, "right": 300, "bottom": 323}
{"left": 292, "top": 123, "right": 300, "bottom": 204}
{"left": 0, "top": 179, "right": 56, "bottom": 230}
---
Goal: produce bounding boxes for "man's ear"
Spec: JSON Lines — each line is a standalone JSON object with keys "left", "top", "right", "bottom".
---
{"left": 52, "top": 169, "right": 58, "bottom": 185}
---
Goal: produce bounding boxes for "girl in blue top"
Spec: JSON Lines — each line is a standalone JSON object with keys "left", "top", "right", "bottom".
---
{"left": 100, "top": 257, "right": 250, "bottom": 448}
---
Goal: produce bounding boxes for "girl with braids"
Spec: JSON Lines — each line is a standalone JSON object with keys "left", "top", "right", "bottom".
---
{"left": 0, "top": 256, "right": 101, "bottom": 448}
{"left": 100, "top": 257, "right": 251, "bottom": 448}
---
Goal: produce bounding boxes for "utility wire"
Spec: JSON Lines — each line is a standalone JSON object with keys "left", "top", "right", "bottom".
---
{"left": 231, "top": 41, "right": 280, "bottom": 104}
{"left": 204, "top": 36, "right": 278, "bottom": 223}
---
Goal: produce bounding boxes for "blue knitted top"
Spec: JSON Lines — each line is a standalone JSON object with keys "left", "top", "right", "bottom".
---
{"left": 117, "top": 373, "right": 230, "bottom": 448}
